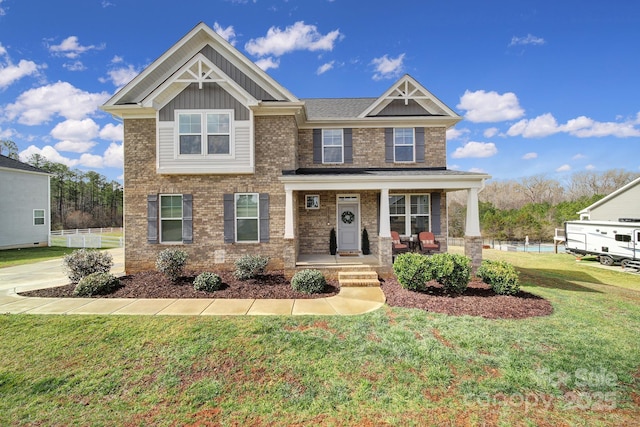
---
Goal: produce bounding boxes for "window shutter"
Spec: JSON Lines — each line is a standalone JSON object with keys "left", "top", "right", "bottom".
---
{"left": 223, "top": 194, "right": 235, "bottom": 243}
{"left": 182, "top": 194, "right": 193, "bottom": 244}
{"left": 147, "top": 195, "right": 158, "bottom": 244}
{"left": 259, "top": 193, "right": 270, "bottom": 243}
{"left": 431, "top": 192, "right": 441, "bottom": 235}
{"left": 344, "top": 128, "right": 353, "bottom": 164}
{"left": 385, "top": 128, "right": 394, "bottom": 163}
{"left": 313, "top": 129, "right": 322, "bottom": 164}
{"left": 415, "top": 127, "right": 425, "bottom": 163}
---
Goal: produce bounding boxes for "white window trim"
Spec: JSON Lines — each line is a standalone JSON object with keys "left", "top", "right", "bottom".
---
{"left": 159, "top": 194, "right": 183, "bottom": 244}
{"left": 305, "top": 195, "right": 320, "bottom": 210}
{"left": 322, "top": 129, "right": 344, "bottom": 164}
{"left": 393, "top": 128, "right": 415, "bottom": 163}
{"left": 33, "top": 209, "right": 45, "bottom": 226}
{"left": 175, "top": 109, "right": 235, "bottom": 159}
{"left": 389, "top": 193, "right": 431, "bottom": 236}
{"left": 235, "top": 193, "right": 260, "bottom": 243}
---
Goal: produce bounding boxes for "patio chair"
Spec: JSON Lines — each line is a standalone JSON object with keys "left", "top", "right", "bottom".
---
{"left": 391, "top": 231, "right": 409, "bottom": 255}
{"left": 418, "top": 231, "right": 440, "bottom": 254}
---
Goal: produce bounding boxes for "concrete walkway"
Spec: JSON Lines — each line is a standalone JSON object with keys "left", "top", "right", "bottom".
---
{"left": 0, "top": 248, "right": 385, "bottom": 316}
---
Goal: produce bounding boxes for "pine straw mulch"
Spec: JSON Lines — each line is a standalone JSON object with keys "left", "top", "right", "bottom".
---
{"left": 20, "top": 271, "right": 553, "bottom": 319}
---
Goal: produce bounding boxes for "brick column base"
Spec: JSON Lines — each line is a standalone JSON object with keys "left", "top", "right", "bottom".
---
{"left": 379, "top": 236, "right": 392, "bottom": 267}
{"left": 283, "top": 238, "right": 297, "bottom": 278}
{"left": 464, "top": 236, "right": 483, "bottom": 271}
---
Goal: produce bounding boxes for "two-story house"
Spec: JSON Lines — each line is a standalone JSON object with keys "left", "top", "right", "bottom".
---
{"left": 101, "top": 22, "right": 489, "bottom": 277}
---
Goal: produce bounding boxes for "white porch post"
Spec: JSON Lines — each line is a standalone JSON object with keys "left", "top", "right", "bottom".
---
{"left": 284, "top": 188, "right": 294, "bottom": 239}
{"left": 465, "top": 187, "right": 481, "bottom": 236}
{"left": 379, "top": 187, "right": 391, "bottom": 237}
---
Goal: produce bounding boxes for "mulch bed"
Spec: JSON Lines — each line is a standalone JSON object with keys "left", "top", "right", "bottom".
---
{"left": 381, "top": 276, "right": 554, "bottom": 319}
{"left": 20, "top": 271, "right": 553, "bottom": 319}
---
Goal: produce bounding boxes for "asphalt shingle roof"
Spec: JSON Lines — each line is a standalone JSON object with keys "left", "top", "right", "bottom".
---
{"left": 0, "top": 154, "right": 50, "bottom": 175}
{"left": 302, "top": 98, "right": 376, "bottom": 120}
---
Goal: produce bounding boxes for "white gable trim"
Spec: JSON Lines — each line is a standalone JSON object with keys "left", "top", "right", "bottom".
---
{"left": 358, "top": 75, "right": 460, "bottom": 119}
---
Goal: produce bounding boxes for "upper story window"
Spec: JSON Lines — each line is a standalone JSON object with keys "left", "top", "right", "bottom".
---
{"left": 394, "top": 128, "right": 415, "bottom": 162}
{"left": 322, "top": 129, "right": 344, "bottom": 163}
{"left": 33, "top": 209, "right": 45, "bottom": 226}
{"left": 160, "top": 194, "right": 183, "bottom": 243}
{"left": 177, "top": 110, "right": 232, "bottom": 156}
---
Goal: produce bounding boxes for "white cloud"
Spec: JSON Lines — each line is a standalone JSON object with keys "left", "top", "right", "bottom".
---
{"left": 78, "top": 153, "right": 104, "bottom": 168}
{"left": 509, "top": 34, "right": 546, "bottom": 47}
{"left": 0, "top": 43, "right": 40, "bottom": 89}
{"left": 100, "top": 64, "right": 138, "bottom": 88}
{"left": 245, "top": 21, "right": 342, "bottom": 57}
{"left": 0, "top": 0, "right": 5, "bottom": 16}
{"left": 451, "top": 141, "right": 498, "bottom": 158}
{"left": 507, "top": 112, "right": 640, "bottom": 138}
{"left": 446, "top": 128, "right": 469, "bottom": 140}
{"left": 483, "top": 127, "right": 499, "bottom": 138}
{"left": 99, "top": 123, "right": 124, "bottom": 141}
{"left": 371, "top": 53, "right": 405, "bottom": 81}
{"left": 63, "top": 61, "right": 86, "bottom": 71}
{"left": 4, "top": 81, "right": 111, "bottom": 125}
{"left": 49, "top": 36, "right": 104, "bottom": 59}
{"left": 54, "top": 140, "right": 96, "bottom": 153}
{"left": 457, "top": 90, "right": 525, "bottom": 123}
{"left": 19, "top": 145, "right": 79, "bottom": 167}
{"left": 572, "top": 153, "right": 586, "bottom": 160}
{"left": 522, "top": 152, "right": 537, "bottom": 160}
{"left": 585, "top": 164, "right": 596, "bottom": 170}
{"left": 316, "top": 61, "right": 335, "bottom": 75}
{"left": 556, "top": 164, "right": 571, "bottom": 172}
{"left": 254, "top": 57, "right": 280, "bottom": 71}
{"left": 50, "top": 118, "right": 99, "bottom": 141}
{"left": 213, "top": 22, "right": 237, "bottom": 46}
{"left": 469, "top": 167, "right": 487, "bottom": 173}
{"left": 103, "top": 142, "right": 123, "bottom": 167}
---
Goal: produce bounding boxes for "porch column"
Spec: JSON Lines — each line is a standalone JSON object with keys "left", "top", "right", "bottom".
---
{"left": 284, "top": 188, "right": 294, "bottom": 239}
{"left": 379, "top": 187, "right": 391, "bottom": 238}
{"left": 464, "top": 187, "right": 483, "bottom": 270}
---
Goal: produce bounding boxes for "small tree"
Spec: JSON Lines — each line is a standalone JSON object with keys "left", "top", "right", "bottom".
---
{"left": 329, "top": 228, "right": 337, "bottom": 255}
{"left": 362, "top": 228, "right": 371, "bottom": 255}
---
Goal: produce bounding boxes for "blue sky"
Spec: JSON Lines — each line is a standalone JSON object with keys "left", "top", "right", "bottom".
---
{"left": 0, "top": 0, "right": 638, "bottom": 184}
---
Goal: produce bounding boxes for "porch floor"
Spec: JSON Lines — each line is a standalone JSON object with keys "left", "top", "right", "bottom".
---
{"left": 296, "top": 253, "right": 381, "bottom": 267}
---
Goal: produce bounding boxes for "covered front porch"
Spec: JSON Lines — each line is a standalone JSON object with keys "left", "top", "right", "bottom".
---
{"left": 279, "top": 168, "right": 490, "bottom": 278}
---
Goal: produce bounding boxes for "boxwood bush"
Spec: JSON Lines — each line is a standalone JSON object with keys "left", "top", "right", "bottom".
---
{"left": 392, "top": 252, "right": 431, "bottom": 292}
{"left": 428, "top": 253, "right": 471, "bottom": 295}
{"left": 64, "top": 249, "right": 113, "bottom": 284}
{"left": 156, "top": 248, "right": 188, "bottom": 282}
{"left": 291, "top": 269, "right": 326, "bottom": 294}
{"left": 477, "top": 259, "right": 520, "bottom": 295}
{"left": 73, "top": 272, "right": 120, "bottom": 296}
{"left": 193, "top": 272, "right": 222, "bottom": 292}
{"left": 234, "top": 255, "right": 269, "bottom": 280}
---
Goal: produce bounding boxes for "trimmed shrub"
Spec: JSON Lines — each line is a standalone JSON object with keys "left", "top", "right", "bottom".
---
{"left": 393, "top": 252, "right": 431, "bottom": 292}
{"left": 234, "top": 255, "right": 269, "bottom": 280}
{"left": 73, "top": 272, "right": 120, "bottom": 296}
{"left": 427, "top": 253, "right": 472, "bottom": 295}
{"left": 194, "top": 272, "right": 222, "bottom": 292}
{"left": 64, "top": 249, "right": 114, "bottom": 284}
{"left": 156, "top": 248, "right": 188, "bottom": 282}
{"left": 477, "top": 260, "right": 520, "bottom": 295}
{"left": 291, "top": 269, "right": 327, "bottom": 294}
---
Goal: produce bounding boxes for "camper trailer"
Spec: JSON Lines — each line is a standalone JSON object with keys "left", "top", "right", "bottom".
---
{"left": 564, "top": 219, "right": 640, "bottom": 266}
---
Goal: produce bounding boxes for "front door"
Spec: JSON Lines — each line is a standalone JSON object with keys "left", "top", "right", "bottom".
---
{"left": 338, "top": 203, "right": 359, "bottom": 252}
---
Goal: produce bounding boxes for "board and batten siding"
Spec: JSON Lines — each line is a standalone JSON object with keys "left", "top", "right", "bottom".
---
{"left": 159, "top": 83, "right": 250, "bottom": 121}
{"left": 157, "top": 120, "right": 253, "bottom": 174}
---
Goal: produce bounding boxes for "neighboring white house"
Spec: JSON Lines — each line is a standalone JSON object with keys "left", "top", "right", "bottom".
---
{"left": 578, "top": 176, "right": 640, "bottom": 221}
{"left": 0, "top": 155, "right": 51, "bottom": 249}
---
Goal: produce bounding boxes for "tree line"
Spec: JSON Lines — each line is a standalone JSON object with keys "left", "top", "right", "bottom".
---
{"left": 448, "top": 169, "right": 640, "bottom": 241}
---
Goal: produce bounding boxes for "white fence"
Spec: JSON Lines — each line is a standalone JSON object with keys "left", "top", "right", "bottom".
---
{"left": 50, "top": 227, "right": 123, "bottom": 248}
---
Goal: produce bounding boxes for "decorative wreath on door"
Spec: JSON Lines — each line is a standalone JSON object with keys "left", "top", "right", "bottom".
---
{"left": 341, "top": 211, "right": 355, "bottom": 224}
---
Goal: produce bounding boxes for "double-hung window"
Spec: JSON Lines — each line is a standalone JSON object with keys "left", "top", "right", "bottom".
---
{"left": 160, "top": 195, "right": 183, "bottom": 243}
{"left": 322, "top": 129, "right": 343, "bottom": 163}
{"left": 394, "top": 128, "right": 415, "bottom": 162}
{"left": 33, "top": 209, "right": 45, "bottom": 226}
{"left": 235, "top": 193, "right": 259, "bottom": 242}
{"left": 177, "top": 111, "right": 231, "bottom": 156}
{"left": 389, "top": 194, "right": 430, "bottom": 235}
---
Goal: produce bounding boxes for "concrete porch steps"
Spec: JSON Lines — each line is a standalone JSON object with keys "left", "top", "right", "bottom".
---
{"left": 338, "top": 271, "right": 380, "bottom": 287}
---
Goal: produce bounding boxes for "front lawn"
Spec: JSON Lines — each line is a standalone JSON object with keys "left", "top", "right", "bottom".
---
{"left": 1, "top": 249, "right": 638, "bottom": 426}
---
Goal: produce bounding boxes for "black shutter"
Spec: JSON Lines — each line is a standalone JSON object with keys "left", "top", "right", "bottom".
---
{"left": 431, "top": 192, "right": 441, "bottom": 235}
{"left": 182, "top": 194, "right": 193, "bottom": 244}
{"left": 415, "top": 127, "right": 425, "bottom": 163}
{"left": 223, "top": 194, "right": 235, "bottom": 243}
{"left": 344, "top": 128, "right": 353, "bottom": 163}
{"left": 147, "top": 195, "right": 158, "bottom": 244}
{"left": 313, "top": 129, "right": 322, "bottom": 164}
{"left": 259, "top": 193, "right": 270, "bottom": 243}
{"left": 385, "top": 128, "right": 394, "bottom": 163}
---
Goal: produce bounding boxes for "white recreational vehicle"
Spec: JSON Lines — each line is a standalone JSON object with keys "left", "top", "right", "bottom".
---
{"left": 564, "top": 219, "right": 640, "bottom": 266}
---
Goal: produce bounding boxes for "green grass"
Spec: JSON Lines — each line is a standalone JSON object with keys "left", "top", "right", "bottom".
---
{"left": 1, "top": 249, "right": 638, "bottom": 426}
{"left": 0, "top": 246, "right": 78, "bottom": 268}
